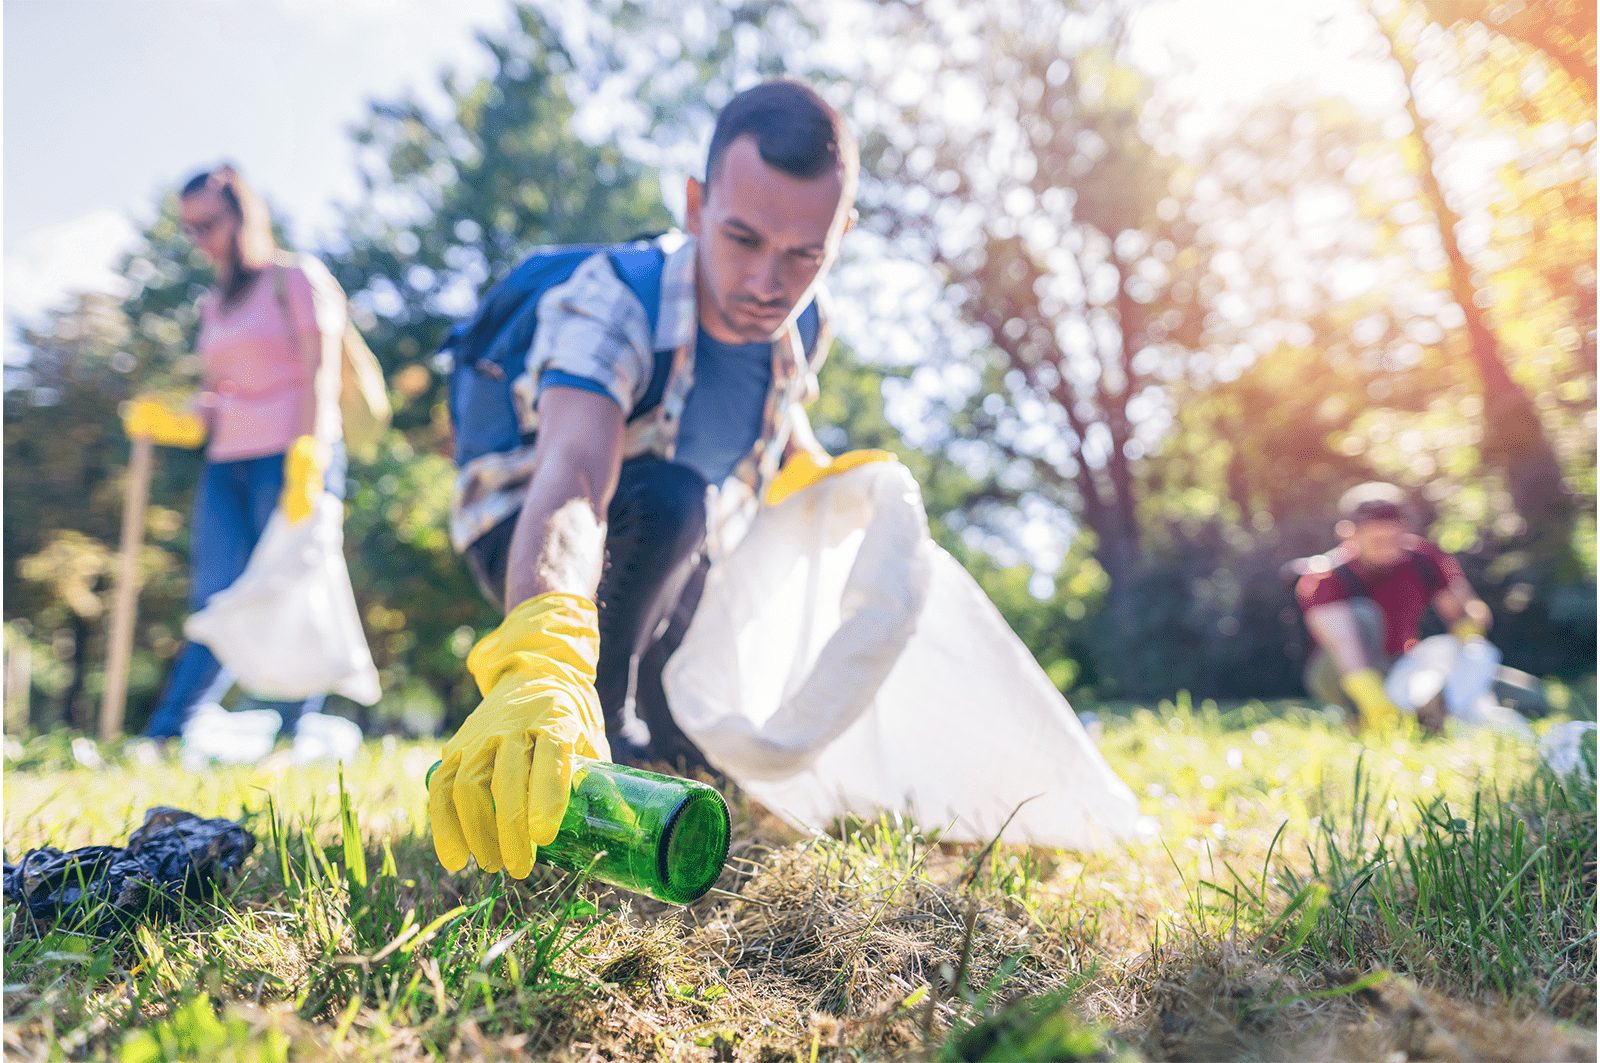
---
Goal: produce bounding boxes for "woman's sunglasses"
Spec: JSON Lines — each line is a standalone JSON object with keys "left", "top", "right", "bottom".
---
{"left": 182, "top": 212, "right": 231, "bottom": 241}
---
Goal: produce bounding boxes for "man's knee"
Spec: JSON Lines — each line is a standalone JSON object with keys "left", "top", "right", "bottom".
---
{"left": 1494, "top": 665, "right": 1549, "bottom": 717}
{"left": 464, "top": 517, "right": 519, "bottom": 612}
{"left": 1347, "top": 599, "right": 1386, "bottom": 658}
{"left": 1305, "top": 650, "right": 1350, "bottom": 708}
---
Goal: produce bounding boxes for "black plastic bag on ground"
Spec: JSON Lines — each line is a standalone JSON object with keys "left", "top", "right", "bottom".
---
{"left": 3, "top": 807, "right": 254, "bottom": 930}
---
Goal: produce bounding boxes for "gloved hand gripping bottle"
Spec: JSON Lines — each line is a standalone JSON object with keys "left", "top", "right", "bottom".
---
{"left": 429, "top": 594, "right": 730, "bottom": 904}
{"left": 427, "top": 758, "right": 730, "bottom": 904}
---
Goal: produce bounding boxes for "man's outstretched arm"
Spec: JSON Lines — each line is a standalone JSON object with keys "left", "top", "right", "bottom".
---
{"left": 504, "top": 389, "right": 626, "bottom": 606}
{"left": 1304, "top": 601, "right": 1405, "bottom": 728}
{"left": 430, "top": 387, "right": 625, "bottom": 879}
{"left": 1432, "top": 577, "right": 1492, "bottom": 639}
{"left": 1303, "top": 601, "right": 1376, "bottom": 677}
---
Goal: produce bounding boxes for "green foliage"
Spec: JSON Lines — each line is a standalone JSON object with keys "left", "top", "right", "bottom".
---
{"left": 940, "top": 986, "right": 1138, "bottom": 1063}
{"left": 1280, "top": 753, "right": 1597, "bottom": 1008}
{"left": 119, "top": 993, "right": 289, "bottom": 1063}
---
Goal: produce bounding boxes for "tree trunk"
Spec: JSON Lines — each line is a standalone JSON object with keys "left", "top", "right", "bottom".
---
{"left": 64, "top": 613, "right": 91, "bottom": 732}
{"left": 1079, "top": 487, "right": 1144, "bottom": 693}
{"left": 1381, "top": 13, "right": 1574, "bottom": 541}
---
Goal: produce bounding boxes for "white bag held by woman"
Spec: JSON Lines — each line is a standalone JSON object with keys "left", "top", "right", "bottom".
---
{"left": 185, "top": 495, "right": 380, "bottom": 705}
{"left": 663, "top": 460, "right": 1144, "bottom": 851}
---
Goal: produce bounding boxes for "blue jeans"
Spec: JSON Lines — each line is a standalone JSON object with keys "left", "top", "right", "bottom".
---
{"left": 144, "top": 447, "right": 347, "bottom": 738}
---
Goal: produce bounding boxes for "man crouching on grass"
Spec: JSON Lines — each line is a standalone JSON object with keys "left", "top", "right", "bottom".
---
{"left": 428, "top": 81, "right": 894, "bottom": 878}
{"left": 1294, "top": 482, "right": 1547, "bottom": 730}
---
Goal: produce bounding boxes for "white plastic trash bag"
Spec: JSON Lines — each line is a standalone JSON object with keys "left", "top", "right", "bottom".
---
{"left": 1385, "top": 634, "right": 1530, "bottom": 736}
{"left": 186, "top": 495, "right": 380, "bottom": 705}
{"left": 663, "top": 461, "right": 1144, "bottom": 851}
{"left": 1539, "top": 721, "right": 1596, "bottom": 784}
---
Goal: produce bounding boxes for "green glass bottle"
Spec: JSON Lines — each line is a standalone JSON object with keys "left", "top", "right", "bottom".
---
{"left": 427, "top": 758, "right": 730, "bottom": 905}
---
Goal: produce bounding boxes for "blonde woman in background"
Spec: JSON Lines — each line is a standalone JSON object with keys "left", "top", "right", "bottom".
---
{"left": 132, "top": 165, "right": 349, "bottom": 739}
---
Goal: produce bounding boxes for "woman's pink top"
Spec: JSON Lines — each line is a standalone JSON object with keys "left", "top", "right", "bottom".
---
{"left": 197, "top": 253, "right": 345, "bottom": 462}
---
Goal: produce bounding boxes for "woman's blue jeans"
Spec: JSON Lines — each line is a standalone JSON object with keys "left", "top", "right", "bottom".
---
{"left": 143, "top": 448, "right": 347, "bottom": 738}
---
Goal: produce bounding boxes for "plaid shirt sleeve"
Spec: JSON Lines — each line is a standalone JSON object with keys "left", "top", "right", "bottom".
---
{"left": 526, "top": 251, "right": 654, "bottom": 415}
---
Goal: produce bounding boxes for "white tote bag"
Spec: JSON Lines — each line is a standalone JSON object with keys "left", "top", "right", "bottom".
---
{"left": 663, "top": 461, "right": 1144, "bottom": 851}
{"left": 185, "top": 495, "right": 381, "bottom": 705}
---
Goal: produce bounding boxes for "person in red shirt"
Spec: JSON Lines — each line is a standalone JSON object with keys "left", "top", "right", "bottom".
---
{"left": 1295, "top": 482, "right": 1544, "bottom": 728}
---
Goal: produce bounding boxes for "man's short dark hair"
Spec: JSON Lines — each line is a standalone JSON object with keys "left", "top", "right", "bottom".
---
{"left": 705, "top": 80, "right": 858, "bottom": 199}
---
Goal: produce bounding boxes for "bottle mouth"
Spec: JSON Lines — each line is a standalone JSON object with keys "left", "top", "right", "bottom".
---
{"left": 658, "top": 787, "right": 731, "bottom": 904}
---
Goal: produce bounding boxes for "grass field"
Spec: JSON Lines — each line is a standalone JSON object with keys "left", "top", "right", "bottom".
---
{"left": 4, "top": 688, "right": 1596, "bottom": 1061}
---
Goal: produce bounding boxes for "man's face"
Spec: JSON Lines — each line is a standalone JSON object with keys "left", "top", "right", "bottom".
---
{"left": 686, "top": 134, "right": 852, "bottom": 344}
{"left": 1345, "top": 517, "right": 1408, "bottom": 568}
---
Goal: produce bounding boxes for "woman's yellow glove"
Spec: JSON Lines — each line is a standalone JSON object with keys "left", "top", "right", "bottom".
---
{"left": 123, "top": 397, "right": 206, "bottom": 449}
{"left": 428, "top": 593, "right": 611, "bottom": 878}
{"left": 1343, "top": 668, "right": 1406, "bottom": 732}
{"left": 280, "top": 436, "right": 329, "bottom": 524}
{"left": 765, "top": 449, "right": 898, "bottom": 507}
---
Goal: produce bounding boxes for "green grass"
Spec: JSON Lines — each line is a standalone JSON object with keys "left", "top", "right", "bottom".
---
{"left": 4, "top": 688, "right": 1596, "bottom": 1061}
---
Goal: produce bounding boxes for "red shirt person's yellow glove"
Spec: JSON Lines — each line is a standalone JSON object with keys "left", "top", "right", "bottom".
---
{"left": 123, "top": 397, "right": 207, "bottom": 449}
{"left": 765, "top": 449, "right": 898, "bottom": 507}
{"left": 1342, "top": 668, "right": 1406, "bottom": 732}
{"left": 280, "top": 436, "right": 329, "bottom": 524}
{"left": 428, "top": 593, "right": 611, "bottom": 879}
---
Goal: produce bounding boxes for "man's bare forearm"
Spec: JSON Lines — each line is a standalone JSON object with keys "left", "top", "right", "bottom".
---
{"left": 504, "top": 474, "right": 607, "bottom": 606}
{"left": 1433, "top": 581, "right": 1491, "bottom": 632}
{"left": 1304, "top": 601, "right": 1377, "bottom": 677}
{"left": 502, "top": 388, "right": 626, "bottom": 609}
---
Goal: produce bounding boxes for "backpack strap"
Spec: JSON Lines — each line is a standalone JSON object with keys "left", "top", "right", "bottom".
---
{"left": 605, "top": 244, "right": 672, "bottom": 419}
{"left": 1331, "top": 561, "right": 1371, "bottom": 600}
{"left": 269, "top": 257, "right": 335, "bottom": 344}
{"left": 1409, "top": 547, "right": 1445, "bottom": 594}
{"left": 605, "top": 245, "right": 667, "bottom": 347}
{"left": 269, "top": 262, "right": 293, "bottom": 333}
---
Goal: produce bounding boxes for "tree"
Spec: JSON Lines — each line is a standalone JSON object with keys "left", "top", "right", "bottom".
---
{"left": 1369, "top": 4, "right": 1579, "bottom": 545}
{"left": 1126, "top": 0, "right": 1598, "bottom": 690}
{"left": 857, "top": 0, "right": 1212, "bottom": 669}
{"left": 3, "top": 284, "right": 199, "bottom": 730}
{"left": 1418, "top": 0, "right": 1596, "bottom": 102}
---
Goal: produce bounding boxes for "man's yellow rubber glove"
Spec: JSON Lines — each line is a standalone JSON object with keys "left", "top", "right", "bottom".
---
{"left": 428, "top": 593, "right": 611, "bottom": 878}
{"left": 280, "top": 436, "right": 329, "bottom": 524}
{"left": 1451, "top": 619, "right": 1486, "bottom": 642}
{"left": 1343, "top": 668, "right": 1406, "bottom": 731}
{"left": 123, "top": 397, "right": 206, "bottom": 449}
{"left": 765, "top": 449, "right": 898, "bottom": 507}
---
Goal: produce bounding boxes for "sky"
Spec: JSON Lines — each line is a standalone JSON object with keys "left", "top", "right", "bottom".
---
{"left": 3, "top": 0, "right": 511, "bottom": 320}
{"left": 2, "top": 0, "right": 1401, "bottom": 326}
